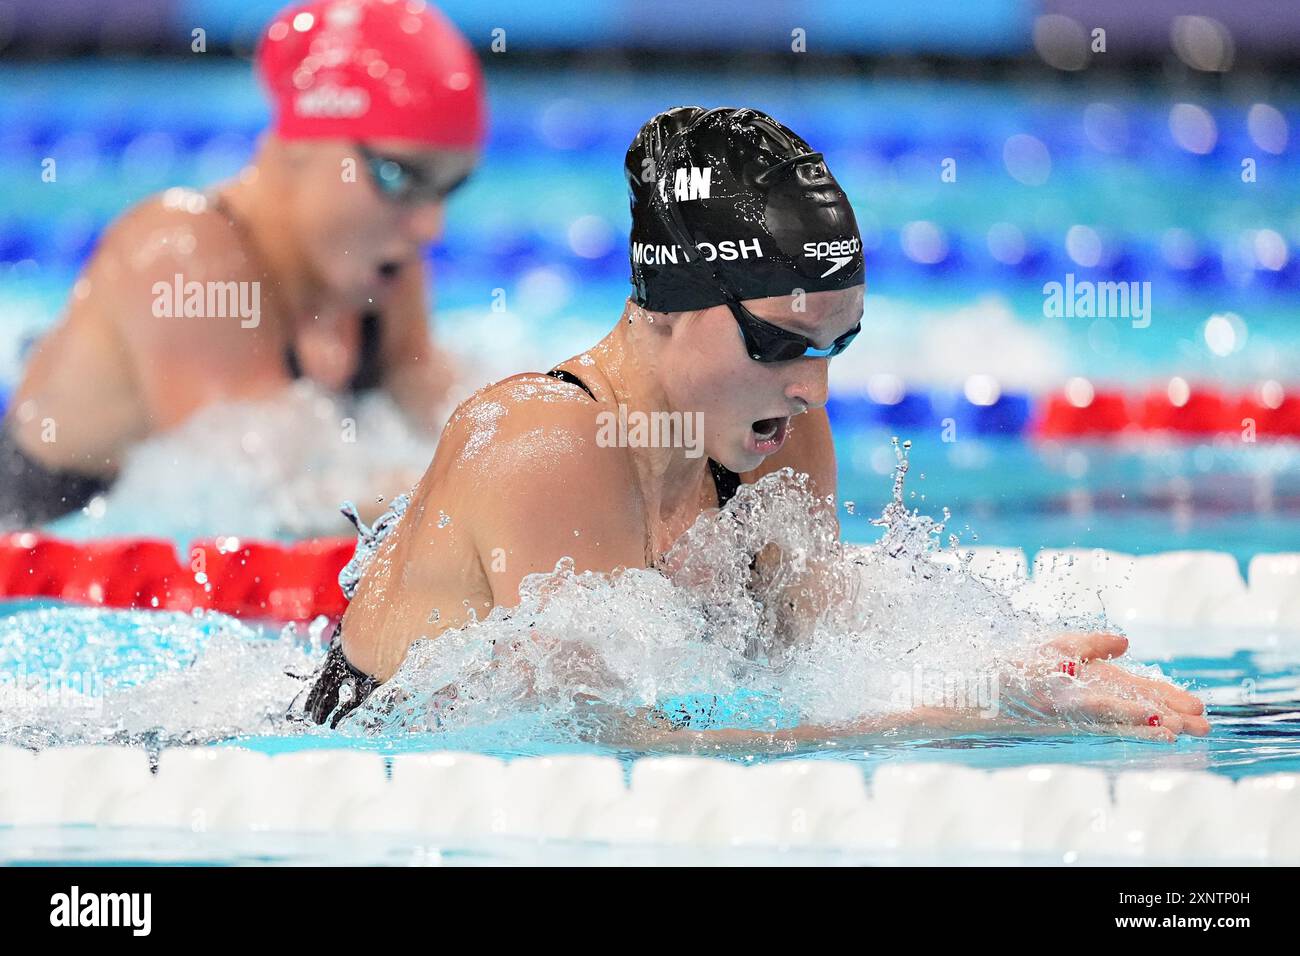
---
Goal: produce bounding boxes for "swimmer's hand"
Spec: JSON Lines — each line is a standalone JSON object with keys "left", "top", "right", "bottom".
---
{"left": 992, "top": 632, "right": 1210, "bottom": 743}
{"left": 614, "top": 632, "right": 1209, "bottom": 751}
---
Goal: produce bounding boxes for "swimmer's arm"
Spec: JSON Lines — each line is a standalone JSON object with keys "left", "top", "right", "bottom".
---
{"left": 8, "top": 204, "right": 280, "bottom": 466}
{"left": 616, "top": 634, "right": 1209, "bottom": 748}
{"left": 111, "top": 204, "right": 288, "bottom": 429}
{"left": 7, "top": 234, "right": 143, "bottom": 470}
{"left": 458, "top": 388, "right": 647, "bottom": 606}
{"left": 608, "top": 705, "right": 1174, "bottom": 751}
{"left": 423, "top": 394, "right": 646, "bottom": 703}
{"left": 381, "top": 265, "right": 458, "bottom": 433}
{"left": 591, "top": 706, "right": 1003, "bottom": 750}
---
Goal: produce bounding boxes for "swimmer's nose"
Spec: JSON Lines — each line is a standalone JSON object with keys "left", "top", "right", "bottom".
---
{"left": 404, "top": 201, "right": 446, "bottom": 245}
{"left": 785, "top": 357, "right": 829, "bottom": 410}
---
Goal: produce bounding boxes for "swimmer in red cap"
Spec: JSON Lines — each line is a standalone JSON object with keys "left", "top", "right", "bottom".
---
{"left": 0, "top": 0, "right": 485, "bottom": 529}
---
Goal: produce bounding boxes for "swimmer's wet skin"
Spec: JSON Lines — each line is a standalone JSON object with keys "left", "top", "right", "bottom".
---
{"left": 298, "top": 106, "right": 1209, "bottom": 744}
{"left": 0, "top": 0, "right": 485, "bottom": 530}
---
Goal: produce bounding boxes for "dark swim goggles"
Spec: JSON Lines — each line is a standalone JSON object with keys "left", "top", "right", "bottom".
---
{"left": 726, "top": 297, "right": 860, "bottom": 363}
{"left": 357, "top": 143, "right": 474, "bottom": 204}
{"left": 656, "top": 109, "right": 861, "bottom": 364}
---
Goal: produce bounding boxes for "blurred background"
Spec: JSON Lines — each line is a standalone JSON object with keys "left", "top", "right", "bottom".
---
{"left": 0, "top": 0, "right": 1297, "bottom": 562}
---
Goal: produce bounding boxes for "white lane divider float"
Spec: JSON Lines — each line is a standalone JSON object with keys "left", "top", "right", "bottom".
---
{"left": 931, "top": 548, "right": 1300, "bottom": 654}
{"left": 1, "top": 747, "right": 1297, "bottom": 863}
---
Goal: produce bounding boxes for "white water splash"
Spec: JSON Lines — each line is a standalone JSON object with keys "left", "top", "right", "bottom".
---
{"left": 340, "top": 442, "right": 1103, "bottom": 740}
{"left": 0, "top": 606, "right": 315, "bottom": 748}
{"left": 50, "top": 381, "right": 438, "bottom": 541}
{"left": 3, "top": 440, "right": 1157, "bottom": 749}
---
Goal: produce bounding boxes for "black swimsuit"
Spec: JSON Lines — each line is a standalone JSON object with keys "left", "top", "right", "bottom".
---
{"left": 283, "top": 311, "right": 385, "bottom": 395}
{"left": 0, "top": 430, "right": 112, "bottom": 530}
{"left": 0, "top": 193, "right": 386, "bottom": 531}
{"left": 296, "top": 367, "right": 744, "bottom": 728}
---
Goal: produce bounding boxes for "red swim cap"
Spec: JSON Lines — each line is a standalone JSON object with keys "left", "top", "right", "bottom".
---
{"left": 256, "top": 0, "right": 485, "bottom": 150}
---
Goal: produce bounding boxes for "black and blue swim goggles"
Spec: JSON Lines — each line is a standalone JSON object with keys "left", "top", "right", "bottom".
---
{"left": 723, "top": 295, "right": 861, "bottom": 363}
{"left": 357, "top": 142, "right": 474, "bottom": 205}
{"left": 655, "top": 112, "right": 861, "bottom": 364}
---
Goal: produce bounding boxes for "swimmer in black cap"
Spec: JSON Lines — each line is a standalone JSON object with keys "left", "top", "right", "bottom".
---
{"left": 296, "top": 107, "right": 1207, "bottom": 745}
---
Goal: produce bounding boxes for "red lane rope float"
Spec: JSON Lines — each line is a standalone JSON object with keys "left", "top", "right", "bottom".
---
{"left": 0, "top": 533, "right": 354, "bottom": 621}
{"left": 60, "top": 538, "right": 208, "bottom": 612}
{"left": 1035, "top": 383, "right": 1300, "bottom": 439}
{"left": 1035, "top": 390, "right": 1132, "bottom": 438}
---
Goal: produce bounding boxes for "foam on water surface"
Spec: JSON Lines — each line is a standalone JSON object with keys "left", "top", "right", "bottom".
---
{"left": 48, "top": 381, "right": 439, "bottom": 542}
{"left": 337, "top": 441, "right": 1162, "bottom": 743}
{"left": 0, "top": 606, "right": 316, "bottom": 748}
{"left": 1, "top": 440, "right": 1292, "bottom": 764}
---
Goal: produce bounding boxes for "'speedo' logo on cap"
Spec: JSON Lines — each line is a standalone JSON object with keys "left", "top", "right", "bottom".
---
{"left": 803, "top": 236, "right": 861, "bottom": 278}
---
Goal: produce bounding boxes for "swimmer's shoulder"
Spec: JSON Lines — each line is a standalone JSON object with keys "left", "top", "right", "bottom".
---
{"left": 89, "top": 190, "right": 272, "bottom": 345}
{"left": 46, "top": 189, "right": 248, "bottom": 341}
{"left": 432, "top": 372, "right": 640, "bottom": 505}
{"left": 437, "top": 372, "right": 623, "bottom": 468}
{"left": 74, "top": 189, "right": 286, "bottom": 403}
{"left": 427, "top": 372, "right": 646, "bottom": 587}
{"left": 94, "top": 188, "right": 259, "bottom": 289}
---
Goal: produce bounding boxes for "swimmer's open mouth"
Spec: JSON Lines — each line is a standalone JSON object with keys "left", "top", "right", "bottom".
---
{"left": 750, "top": 416, "right": 789, "bottom": 453}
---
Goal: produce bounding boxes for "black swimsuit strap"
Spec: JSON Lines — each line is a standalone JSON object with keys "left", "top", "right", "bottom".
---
{"left": 708, "top": 458, "right": 742, "bottom": 508}
{"left": 347, "top": 312, "right": 385, "bottom": 393}
{"left": 544, "top": 367, "right": 740, "bottom": 509}
{"left": 545, "top": 367, "right": 595, "bottom": 400}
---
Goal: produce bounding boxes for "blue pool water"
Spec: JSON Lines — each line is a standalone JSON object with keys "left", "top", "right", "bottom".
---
{"left": 3, "top": 62, "right": 1297, "bottom": 556}
{"left": 2, "top": 593, "right": 1297, "bottom": 780}
{"left": 1, "top": 60, "right": 1298, "bottom": 865}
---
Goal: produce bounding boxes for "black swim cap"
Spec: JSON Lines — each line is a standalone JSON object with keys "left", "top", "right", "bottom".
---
{"left": 625, "top": 106, "right": 864, "bottom": 313}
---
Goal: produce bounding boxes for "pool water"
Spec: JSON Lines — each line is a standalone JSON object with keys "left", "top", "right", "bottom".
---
{"left": 2, "top": 591, "right": 1297, "bottom": 865}
{"left": 1, "top": 60, "right": 1298, "bottom": 862}
{"left": 2, "top": 593, "right": 1297, "bottom": 779}
{"left": 3, "top": 62, "right": 1297, "bottom": 551}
